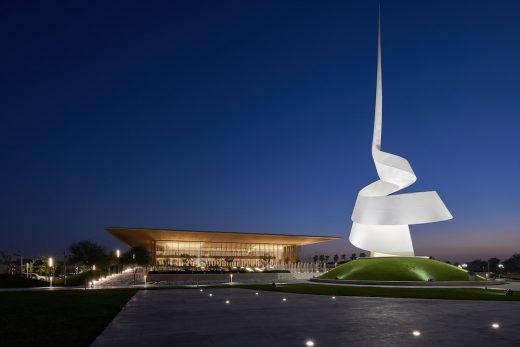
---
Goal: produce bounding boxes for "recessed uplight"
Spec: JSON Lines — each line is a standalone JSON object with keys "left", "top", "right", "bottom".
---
{"left": 305, "top": 340, "right": 315, "bottom": 346}
{"left": 199, "top": 289, "right": 203, "bottom": 292}
{"left": 255, "top": 292, "right": 259, "bottom": 295}
{"left": 412, "top": 330, "right": 421, "bottom": 337}
{"left": 332, "top": 296, "right": 336, "bottom": 299}
{"left": 209, "top": 293, "right": 213, "bottom": 297}
{"left": 282, "top": 298, "right": 287, "bottom": 302}
{"left": 491, "top": 323, "right": 500, "bottom": 329}
{"left": 225, "top": 300, "right": 230, "bottom": 304}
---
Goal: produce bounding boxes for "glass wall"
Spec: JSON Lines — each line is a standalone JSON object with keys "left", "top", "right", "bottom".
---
{"left": 154, "top": 240, "right": 298, "bottom": 269}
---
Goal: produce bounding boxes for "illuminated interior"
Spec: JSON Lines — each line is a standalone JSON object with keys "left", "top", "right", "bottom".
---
{"left": 105, "top": 227, "right": 340, "bottom": 269}
{"left": 155, "top": 241, "right": 297, "bottom": 267}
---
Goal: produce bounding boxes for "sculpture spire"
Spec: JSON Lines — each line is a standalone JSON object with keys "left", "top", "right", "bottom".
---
{"left": 373, "top": 6, "right": 382, "bottom": 150}
{"left": 348, "top": 9, "right": 453, "bottom": 257}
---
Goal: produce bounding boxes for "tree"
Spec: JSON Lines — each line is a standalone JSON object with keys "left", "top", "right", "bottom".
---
{"left": 503, "top": 254, "right": 520, "bottom": 273}
{"left": 122, "top": 246, "right": 150, "bottom": 266}
{"left": 341, "top": 254, "right": 347, "bottom": 262}
{"left": 467, "top": 259, "right": 487, "bottom": 272}
{"left": 350, "top": 253, "right": 357, "bottom": 260}
{"left": 318, "top": 255, "right": 325, "bottom": 264}
{"left": 488, "top": 257, "right": 500, "bottom": 273}
{"left": 68, "top": 240, "right": 108, "bottom": 268}
{"left": 225, "top": 256, "right": 235, "bottom": 269}
{"left": 313, "top": 255, "right": 319, "bottom": 263}
{"left": 333, "top": 254, "right": 339, "bottom": 264}
{"left": 0, "top": 250, "right": 16, "bottom": 275}
{"left": 325, "top": 255, "right": 330, "bottom": 263}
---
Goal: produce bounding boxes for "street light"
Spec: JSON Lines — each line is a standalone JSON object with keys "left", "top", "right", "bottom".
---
{"left": 132, "top": 252, "right": 136, "bottom": 286}
{"left": 116, "top": 249, "right": 121, "bottom": 274}
{"left": 48, "top": 257, "right": 54, "bottom": 288}
{"left": 498, "top": 264, "right": 504, "bottom": 279}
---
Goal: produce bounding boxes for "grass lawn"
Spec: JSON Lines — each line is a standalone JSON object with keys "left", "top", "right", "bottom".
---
{"left": 321, "top": 257, "right": 480, "bottom": 281}
{"left": 238, "top": 283, "right": 520, "bottom": 301}
{"left": 0, "top": 289, "right": 137, "bottom": 346}
{"left": 0, "top": 274, "right": 48, "bottom": 288}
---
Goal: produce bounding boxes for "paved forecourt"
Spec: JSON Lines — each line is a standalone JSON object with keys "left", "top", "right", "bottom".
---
{"left": 92, "top": 288, "right": 520, "bottom": 347}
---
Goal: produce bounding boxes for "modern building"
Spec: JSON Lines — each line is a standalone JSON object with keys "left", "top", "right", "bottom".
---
{"left": 106, "top": 227, "right": 340, "bottom": 268}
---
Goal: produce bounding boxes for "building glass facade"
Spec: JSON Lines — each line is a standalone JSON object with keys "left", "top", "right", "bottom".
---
{"left": 154, "top": 240, "right": 298, "bottom": 268}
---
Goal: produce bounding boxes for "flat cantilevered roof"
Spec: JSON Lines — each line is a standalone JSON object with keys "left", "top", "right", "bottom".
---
{"left": 105, "top": 227, "right": 341, "bottom": 248}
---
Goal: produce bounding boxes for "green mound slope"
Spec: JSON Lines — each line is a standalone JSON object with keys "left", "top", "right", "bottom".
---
{"left": 320, "top": 257, "right": 476, "bottom": 281}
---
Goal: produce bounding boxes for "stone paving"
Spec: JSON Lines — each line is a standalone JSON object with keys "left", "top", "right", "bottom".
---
{"left": 92, "top": 288, "right": 520, "bottom": 347}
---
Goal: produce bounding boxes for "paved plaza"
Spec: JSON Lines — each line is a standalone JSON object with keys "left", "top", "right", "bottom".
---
{"left": 91, "top": 288, "right": 520, "bottom": 347}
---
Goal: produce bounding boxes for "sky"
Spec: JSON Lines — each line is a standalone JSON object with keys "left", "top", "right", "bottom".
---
{"left": 1, "top": 0, "right": 519, "bottom": 263}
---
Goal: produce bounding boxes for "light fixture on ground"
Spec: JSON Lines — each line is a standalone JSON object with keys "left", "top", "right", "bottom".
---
{"left": 209, "top": 293, "right": 213, "bottom": 297}
{"left": 200, "top": 289, "right": 203, "bottom": 292}
{"left": 144, "top": 275, "right": 147, "bottom": 288}
{"left": 305, "top": 340, "right": 315, "bottom": 346}
{"left": 255, "top": 292, "right": 259, "bottom": 295}
{"left": 412, "top": 330, "right": 421, "bottom": 337}
{"left": 282, "top": 298, "right": 287, "bottom": 302}
{"left": 491, "top": 323, "right": 500, "bottom": 329}
{"left": 225, "top": 300, "right": 230, "bottom": 304}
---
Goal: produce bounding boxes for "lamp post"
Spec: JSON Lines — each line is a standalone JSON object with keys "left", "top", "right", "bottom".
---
{"left": 485, "top": 261, "right": 490, "bottom": 290}
{"left": 63, "top": 252, "right": 67, "bottom": 286}
{"left": 133, "top": 252, "right": 136, "bottom": 286}
{"left": 498, "top": 264, "right": 504, "bottom": 279}
{"left": 116, "top": 249, "right": 120, "bottom": 274}
{"left": 48, "top": 257, "right": 54, "bottom": 288}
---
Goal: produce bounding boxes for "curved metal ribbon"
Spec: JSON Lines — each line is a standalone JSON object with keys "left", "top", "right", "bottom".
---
{"left": 349, "top": 14, "right": 452, "bottom": 257}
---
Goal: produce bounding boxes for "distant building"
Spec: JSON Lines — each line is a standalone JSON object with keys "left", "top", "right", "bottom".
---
{"left": 106, "top": 227, "right": 340, "bottom": 268}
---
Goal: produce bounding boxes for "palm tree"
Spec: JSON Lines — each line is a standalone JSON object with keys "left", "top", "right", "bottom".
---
{"left": 350, "top": 253, "right": 357, "bottom": 260}
{"left": 313, "top": 255, "right": 319, "bottom": 263}
{"left": 341, "top": 254, "right": 347, "bottom": 262}
{"left": 333, "top": 254, "right": 339, "bottom": 265}
{"left": 224, "top": 256, "right": 234, "bottom": 270}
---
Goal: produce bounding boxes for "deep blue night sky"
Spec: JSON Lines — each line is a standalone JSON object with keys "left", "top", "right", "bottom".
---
{"left": 1, "top": 1, "right": 519, "bottom": 262}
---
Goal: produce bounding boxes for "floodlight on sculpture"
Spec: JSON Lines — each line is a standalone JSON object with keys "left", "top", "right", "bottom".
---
{"left": 349, "top": 14, "right": 453, "bottom": 257}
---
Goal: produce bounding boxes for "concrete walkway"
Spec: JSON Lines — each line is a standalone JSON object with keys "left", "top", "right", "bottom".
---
{"left": 92, "top": 288, "right": 520, "bottom": 347}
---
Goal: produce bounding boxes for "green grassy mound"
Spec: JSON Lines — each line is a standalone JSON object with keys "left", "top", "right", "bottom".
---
{"left": 320, "top": 257, "right": 477, "bottom": 281}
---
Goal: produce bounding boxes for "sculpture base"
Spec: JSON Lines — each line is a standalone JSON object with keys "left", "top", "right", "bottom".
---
{"left": 320, "top": 257, "right": 482, "bottom": 282}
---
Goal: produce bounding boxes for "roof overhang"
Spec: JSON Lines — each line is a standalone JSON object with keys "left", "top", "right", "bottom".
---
{"left": 105, "top": 227, "right": 341, "bottom": 249}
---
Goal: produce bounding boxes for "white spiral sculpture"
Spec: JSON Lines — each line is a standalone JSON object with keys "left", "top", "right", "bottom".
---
{"left": 349, "top": 16, "right": 453, "bottom": 257}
